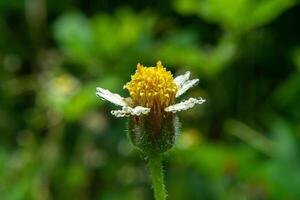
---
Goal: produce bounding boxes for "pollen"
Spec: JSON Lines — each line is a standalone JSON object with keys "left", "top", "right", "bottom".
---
{"left": 124, "top": 61, "right": 178, "bottom": 110}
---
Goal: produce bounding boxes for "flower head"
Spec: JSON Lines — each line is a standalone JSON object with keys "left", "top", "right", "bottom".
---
{"left": 96, "top": 61, "right": 205, "bottom": 153}
{"left": 96, "top": 61, "right": 205, "bottom": 117}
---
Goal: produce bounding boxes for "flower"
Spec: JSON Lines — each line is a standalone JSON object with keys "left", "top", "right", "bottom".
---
{"left": 96, "top": 61, "right": 206, "bottom": 198}
{"left": 96, "top": 61, "right": 205, "bottom": 117}
{"left": 96, "top": 61, "right": 205, "bottom": 154}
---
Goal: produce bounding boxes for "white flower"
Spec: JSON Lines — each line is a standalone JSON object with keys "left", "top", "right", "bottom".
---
{"left": 96, "top": 61, "right": 205, "bottom": 117}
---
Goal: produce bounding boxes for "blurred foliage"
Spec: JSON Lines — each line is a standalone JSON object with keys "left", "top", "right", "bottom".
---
{"left": 1, "top": 0, "right": 300, "bottom": 199}
{"left": 174, "top": 0, "right": 296, "bottom": 32}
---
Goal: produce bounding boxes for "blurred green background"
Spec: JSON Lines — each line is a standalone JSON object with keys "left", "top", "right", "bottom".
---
{"left": 1, "top": 0, "right": 300, "bottom": 199}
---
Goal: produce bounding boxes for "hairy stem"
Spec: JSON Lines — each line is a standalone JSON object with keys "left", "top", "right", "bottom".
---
{"left": 148, "top": 154, "right": 166, "bottom": 200}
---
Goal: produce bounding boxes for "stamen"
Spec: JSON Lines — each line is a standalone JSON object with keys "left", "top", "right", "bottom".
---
{"left": 124, "top": 61, "right": 178, "bottom": 110}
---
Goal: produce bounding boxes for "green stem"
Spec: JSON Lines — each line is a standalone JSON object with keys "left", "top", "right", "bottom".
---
{"left": 148, "top": 154, "right": 166, "bottom": 200}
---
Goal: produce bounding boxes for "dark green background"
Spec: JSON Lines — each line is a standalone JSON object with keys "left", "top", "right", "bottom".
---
{"left": 1, "top": 0, "right": 300, "bottom": 199}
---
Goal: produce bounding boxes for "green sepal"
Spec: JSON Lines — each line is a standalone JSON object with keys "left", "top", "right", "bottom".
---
{"left": 128, "top": 112, "right": 180, "bottom": 154}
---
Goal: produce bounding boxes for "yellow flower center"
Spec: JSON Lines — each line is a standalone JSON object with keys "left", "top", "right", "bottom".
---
{"left": 124, "top": 61, "right": 178, "bottom": 110}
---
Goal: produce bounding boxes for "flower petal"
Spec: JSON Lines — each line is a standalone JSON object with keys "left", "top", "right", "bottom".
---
{"left": 174, "top": 71, "right": 190, "bottom": 87}
{"left": 176, "top": 79, "right": 199, "bottom": 97}
{"left": 96, "top": 87, "right": 127, "bottom": 107}
{"left": 164, "top": 97, "right": 205, "bottom": 113}
{"left": 111, "top": 106, "right": 150, "bottom": 117}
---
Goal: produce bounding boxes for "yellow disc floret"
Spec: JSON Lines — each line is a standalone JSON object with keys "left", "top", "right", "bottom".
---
{"left": 124, "top": 61, "right": 178, "bottom": 110}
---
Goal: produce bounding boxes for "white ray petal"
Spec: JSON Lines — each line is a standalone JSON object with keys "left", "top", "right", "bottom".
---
{"left": 111, "top": 106, "right": 150, "bottom": 117}
{"left": 176, "top": 79, "right": 199, "bottom": 97}
{"left": 110, "top": 109, "right": 128, "bottom": 117}
{"left": 174, "top": 71, "right": 190, "bottom": 87}
{"left": 165, "top": 97, "right": 205, "bottom": 113}
{"left": 96, "top": 87, "right": 127, "bottom": 107}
